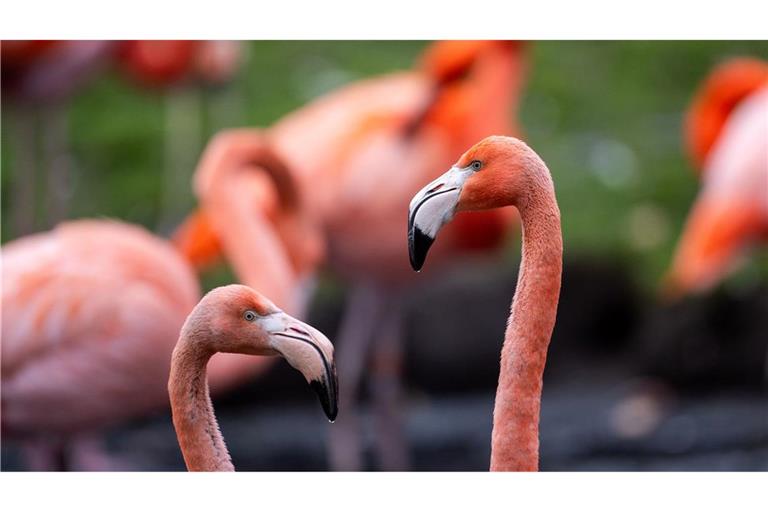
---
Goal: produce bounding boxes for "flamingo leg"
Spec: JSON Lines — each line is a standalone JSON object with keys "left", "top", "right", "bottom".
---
{"left": 22, "top": 435, "right": 135, "bottom": 471}
{"left": 158, "top": 88, "right": 202, "bottom": 232}
{"left": 66, "top": 434, "right": 136, "bottom": 471}
{"left": 326, "top": 283, "right": 386, "bottom": 471}
{"left": 41, "top": 102, "right": 73, "bottom": 228}
{"left": 21, "top": 438, "right": 69, "bottom": 471}
{"left": 369, "top": 290, "right": 410, "bottom": 471}
{"left": 7, "top": 103, "right": 40, "bottom": 237}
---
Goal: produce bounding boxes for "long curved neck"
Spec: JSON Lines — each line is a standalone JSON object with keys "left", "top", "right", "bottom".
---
{"left": 192, "top": 138, "right": 305, "bottom": 314}
{"left": 490, "top": 166, "right": 562, "bottom": 471}
{"left": 470, "top": 44, "right": 526, "bottom": 138}
{"left": 169, "top": 340, "right": 234, "bottom": 471}
{"left": 204, "top": 173, "right": 300, "bottom": 314}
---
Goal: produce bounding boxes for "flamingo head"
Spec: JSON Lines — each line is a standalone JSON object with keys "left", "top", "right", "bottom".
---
{"left": 185, "top": 285, "right": 338, "bottom": 421}
{"left": 685, "top": 57, "right": 768, "bottom": 171}
{"left": 408, "top": 136, "right": 535, "bottom": 271}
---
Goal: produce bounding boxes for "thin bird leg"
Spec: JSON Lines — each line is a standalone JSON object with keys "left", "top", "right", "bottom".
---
{"left": 158, "top": 87, "right": 203, "bottom": 232}
{"left": 7, "top": 103, "right": 40, "bottom": 236}
{"left": 67, "top": 434, "right": 134, "bottom": 471}
{"left": 21, "top": 438, "right": 69, "bottom": 471}
{"left": 41, "top": 102, "right": 73, "bottom": 227}
{"left": 369, "top": 289, "right": 410, "bottom": 471}
{"left": 327, "top": 282, "right": 387, "bottom": 471}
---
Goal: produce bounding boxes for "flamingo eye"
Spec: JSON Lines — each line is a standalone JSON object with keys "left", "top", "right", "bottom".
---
{"left": 470, "top": 160, "right": 483, "bottom": 171}
{"left": 243, "top": 310, "right": 257, "bottom": 322}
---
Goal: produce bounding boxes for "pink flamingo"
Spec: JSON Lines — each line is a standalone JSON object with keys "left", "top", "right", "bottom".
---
{"left": 178, "top": 40, "right": 528, "bottom": 469}
{"left": 407, "top": 136, "right": 562, "bottom": 471}
{"left": 1, "top": 151, "right": 313, "bottom": 470}
{"left": 169, "top": 284, "right": 337, "bottom": 471}
{"left": 1, "top": 220, "right": 200, "bottom": 469}
{"left": 665, "top": 58, "right": 768, "bottom": 296}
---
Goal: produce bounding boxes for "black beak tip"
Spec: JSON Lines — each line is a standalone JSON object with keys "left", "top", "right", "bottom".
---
{"left": 408, "top": 225, "right": 434, "bottom": 272}
{"left": 310, "top": 372, "right": 338, "bottom": 422}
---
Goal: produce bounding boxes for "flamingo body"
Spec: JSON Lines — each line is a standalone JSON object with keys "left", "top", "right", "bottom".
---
{"left": 1, "top": 216, "right": 285, "bottom": 447}
{"left": 1, "top": 220, "right": 200, "bottom": 436}
{"left": 187, "top": 41, "right": 525, "bottom": 284}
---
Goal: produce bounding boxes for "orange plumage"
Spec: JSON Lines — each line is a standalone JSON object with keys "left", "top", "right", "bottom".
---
{"left": 684, "top": 57, "right": 768, "bottom": 171}
{"left": 177, "top": 40, "right": 528, "bottom": 283}
{"left": 666, "top": 58, "right": 768, "bottom": 296}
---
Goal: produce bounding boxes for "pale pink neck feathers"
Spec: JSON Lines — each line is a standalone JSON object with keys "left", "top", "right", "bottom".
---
{"left": 169, "top": 341, "right": 234, "bottom": 471}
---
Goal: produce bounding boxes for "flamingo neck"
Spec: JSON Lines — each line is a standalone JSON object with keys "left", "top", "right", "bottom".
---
{"left": 169, "top": 340, "right": 234, "bottom": 471}
{"left": 490, "top": 169, "right": 562, "bottom": 472}
{"left": 474, "top": 46, "right": 526, "bottom": 136}
{"left": 202, "top": 173, "right": 301, "bottom": 315}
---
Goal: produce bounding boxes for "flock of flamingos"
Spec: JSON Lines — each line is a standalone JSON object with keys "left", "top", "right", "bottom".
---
{"left": 1, "top": 41, "right": 767, "bottom": 472}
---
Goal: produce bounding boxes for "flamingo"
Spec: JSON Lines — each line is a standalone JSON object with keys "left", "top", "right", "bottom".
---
{"left": 1, "top": 220, "right": 200, "bottom": 469}
{"left": 1, "top": 151, "right": 316, "bottom": 470}
{"left": 665, "top": 57, "right": 768, "bottom": 296}
{"left": 169, "top": 284, "right": 338, "bottom": 471}
{"left": 407, "top": 136, "right": 562, "bottom": 471}
{"left": 178, "top": 40, "right": 528, "bottom": 469}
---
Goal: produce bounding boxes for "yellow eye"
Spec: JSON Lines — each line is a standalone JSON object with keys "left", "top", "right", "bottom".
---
{"left": 243, "top": 310, "right": 257, "bottom": 322}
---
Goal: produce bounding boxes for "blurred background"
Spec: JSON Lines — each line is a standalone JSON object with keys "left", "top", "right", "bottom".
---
{"left": 1, "top": 40, "right": 767, "bottom": 471}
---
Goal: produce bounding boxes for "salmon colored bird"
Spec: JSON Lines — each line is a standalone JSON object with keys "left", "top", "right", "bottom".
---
{"left": 407, "top": 136, "right": 562, "bottom": 471}
{"left": 1, "top": 220, "right": 200, "bottom": 469}
{"left": 177, "top": 40, "right": 528, "bottom": 470}
{"left": 169, "top": 285, "right": 338, "bottom": 471}
{"left": 180, "top": 40, "right": 527, "bottom": 281}
{"left": 665, "top": 57, "right": 768, "bottom": 296}
{"left": 1, "top": 195, "right": 308, "bottom": 469}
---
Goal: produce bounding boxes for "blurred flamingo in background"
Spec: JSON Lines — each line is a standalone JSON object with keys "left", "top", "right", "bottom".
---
{"left": 1, "top": 220, "right": 199, "bottom": 469}
{"left": 176, "top": 40, "right": 528, "bottom": 469}
{"left": 169, "top": 285, "right": 338, "bottom": 471}
{"left": 1, "top": 40, "right": 115, "bottom": 235}
{"left": 174, "top": 137, "right": 326, "bottom": 381}
{"left": 1, "top": 151, "right": 316, "bottom": 470}
{"left": 407, "top": 136, "right": 562, "bottom": 471}
{"left": 665, "top": 57, "right": 768, "bottom": 296}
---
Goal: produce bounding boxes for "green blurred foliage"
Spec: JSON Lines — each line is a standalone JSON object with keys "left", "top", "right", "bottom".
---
{"left": 2, "top": 41, "right": 766, "bottom": 293}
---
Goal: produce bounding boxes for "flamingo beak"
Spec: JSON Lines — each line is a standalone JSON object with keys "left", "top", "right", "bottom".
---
{"left": 408, "top": 165, "right": 472, "bottom": 271}
{"left": 265, "top": 313, "right": 338, "bottom": 421}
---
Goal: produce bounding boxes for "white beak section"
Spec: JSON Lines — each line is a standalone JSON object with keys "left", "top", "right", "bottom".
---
{"left": 408, "top": 166, "right": 473, "bottom": 271}
{"left": 408, "top": 166, "right": 472, "bottom": 238}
